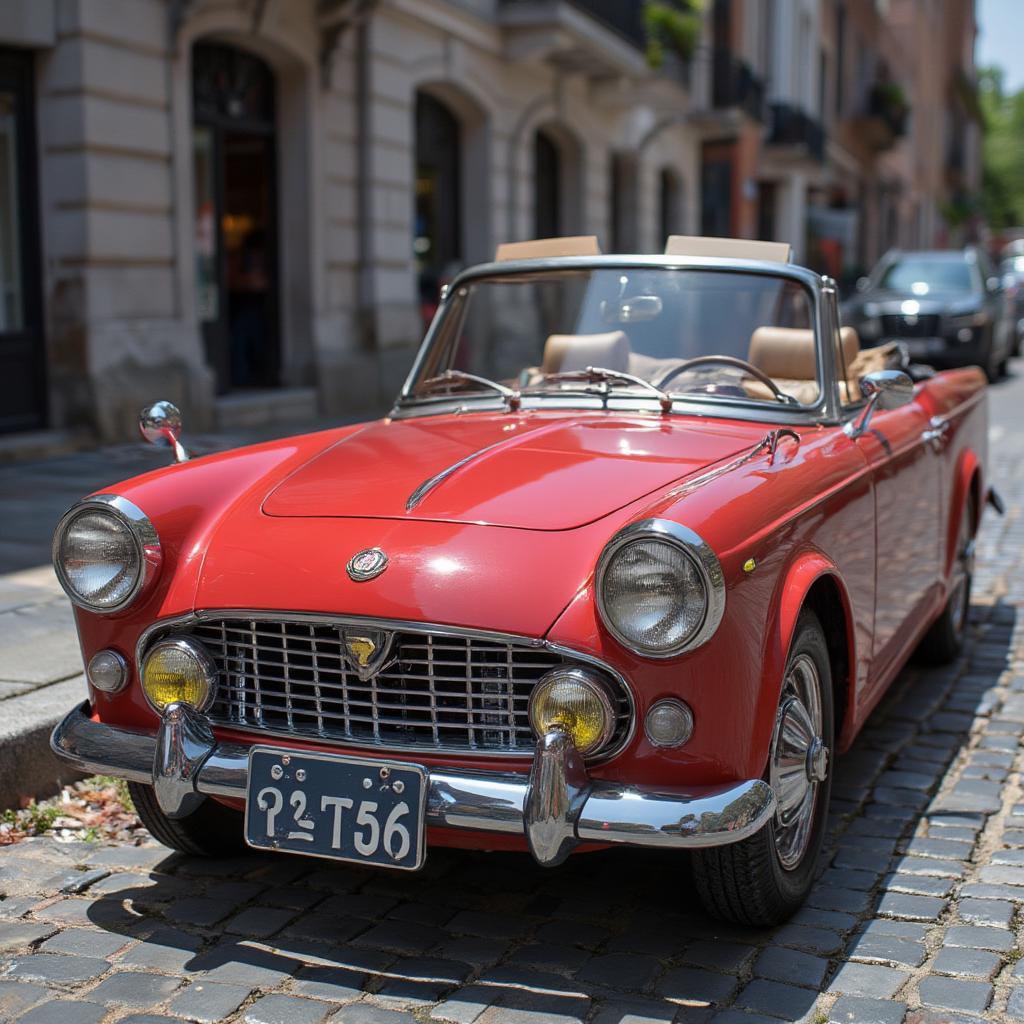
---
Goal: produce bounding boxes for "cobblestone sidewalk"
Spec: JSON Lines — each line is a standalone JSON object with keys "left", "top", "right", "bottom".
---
{"left": 0, "top": 370, "right": 1023, "bottom": 1023}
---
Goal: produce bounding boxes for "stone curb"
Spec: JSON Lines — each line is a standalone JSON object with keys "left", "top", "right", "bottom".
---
{"left": 0, "top": 678, "right": 86, "bottom": 809}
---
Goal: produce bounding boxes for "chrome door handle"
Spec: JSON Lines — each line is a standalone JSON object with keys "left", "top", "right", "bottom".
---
{"left": 922, "top": 418, "right": 951, "bottom": 450}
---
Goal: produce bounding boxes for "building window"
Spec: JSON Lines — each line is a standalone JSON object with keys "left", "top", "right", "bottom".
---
{"left": 415, "top": 91, "right": 462, "bottom": 327}
{"left": 534, "top": 128, "right": 561, "bottom": 238}
{"left": 192, "top": 42, "right": 279, "bottom": 394}
{"left": 659, "top": 168, "right": 684, "bottom": 244}
{"left": 0, "top": 48, "right": 45, "bottom": 432}
{"left": 701, "top": 141, "right": 734, "bottom": 237}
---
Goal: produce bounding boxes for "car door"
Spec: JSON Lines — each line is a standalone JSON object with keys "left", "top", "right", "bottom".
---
{"left": 831, "top": 302, "right": 941, "bottom": 696}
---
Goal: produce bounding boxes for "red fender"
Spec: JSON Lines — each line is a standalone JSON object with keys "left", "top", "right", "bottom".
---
{"left": 945, "top": 448, "right": 981, "bottom": 577}
{"left": 754, "top": 550, "right": 858, "bottom": 769}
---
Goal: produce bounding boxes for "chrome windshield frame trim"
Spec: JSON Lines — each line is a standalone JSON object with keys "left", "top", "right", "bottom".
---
{"left": 395, "top": 256, "right": 835, "bottom": 422}
{"left": 136, "top": 610, "right": 637, "bottom": 765}
{"left": 595, "top": 518, "right": 727, "bottom": 659}
{"left": 52, "top": 493, "right": 162, "bottom": 615}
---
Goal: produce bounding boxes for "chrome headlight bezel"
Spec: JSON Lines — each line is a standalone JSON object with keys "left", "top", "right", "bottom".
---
{"left": 52, "top": 494, "right": 162, "bottom": 614}
{"left": 595, "top": 519, "right": 726, "bottom": 658}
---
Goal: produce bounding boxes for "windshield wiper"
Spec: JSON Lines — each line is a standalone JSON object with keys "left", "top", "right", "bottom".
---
{"left": 416, "top": 369, "right": 521, "bottom": 411}
{"left": 531, "top": 366, "right": 674, "bottom": 415}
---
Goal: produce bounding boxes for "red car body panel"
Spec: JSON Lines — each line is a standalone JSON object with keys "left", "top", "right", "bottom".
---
{"left": 71, "top": 363, "right": 988, "bottom": 847}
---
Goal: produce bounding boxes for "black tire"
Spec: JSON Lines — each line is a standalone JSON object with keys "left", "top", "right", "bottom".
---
{"left": 692, "top": 610, "right": 834, "bottom": 927}
{"left": 129, "top": 782, "right": 246, "bottom": 857}
{"left": 917, "top": 495, "right": 975, "bottom": 665}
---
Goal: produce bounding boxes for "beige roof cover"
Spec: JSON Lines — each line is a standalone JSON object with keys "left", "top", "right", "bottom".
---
{"left": 665, "top": 235, "right": 792, "bottom": 264}
{"left": 495, "top": 236, "right": 602, "bottom": 262}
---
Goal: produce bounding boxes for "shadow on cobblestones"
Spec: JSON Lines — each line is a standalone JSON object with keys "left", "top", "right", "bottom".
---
{"left": 1, "top": 600, "right": 1019, "bottom": 1022}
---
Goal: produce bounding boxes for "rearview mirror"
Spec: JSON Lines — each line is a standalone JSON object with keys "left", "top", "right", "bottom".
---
{"left": 600, "top": 294, "right": 663, "bottom": 324}
{"left": 139, "top": 401, "right": 189, "bottom": 464}
{"left": 856, "top": 277, "right": 871, "bottom": 293}
{"left": 845, "top": 370, "right": 914, "bottom": 438}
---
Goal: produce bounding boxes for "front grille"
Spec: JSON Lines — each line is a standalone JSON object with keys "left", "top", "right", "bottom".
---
{"left": 880, "top": 313, "right": 941, "bottom": 338}
{"left": 176, "top": 615, "right": 631, "bottom": 756}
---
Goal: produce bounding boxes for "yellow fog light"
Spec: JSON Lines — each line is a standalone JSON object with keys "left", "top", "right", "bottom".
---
{"left": 141, "top": 637, "right": 217, "bottom": 712}
{"left": 528, "top": 668, "right": 615, "bottom": 756}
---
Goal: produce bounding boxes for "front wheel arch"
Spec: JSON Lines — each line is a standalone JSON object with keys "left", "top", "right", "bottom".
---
{"left": 759, "top": 556, "right": 856, "bottom": 768}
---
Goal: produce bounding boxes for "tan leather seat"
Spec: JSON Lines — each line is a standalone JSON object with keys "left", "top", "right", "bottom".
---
{"left": 745, "top": 326, "right": 870, "bottom": 405}
{"left": 542, "top": 331, "right": 631, "bottom": 375}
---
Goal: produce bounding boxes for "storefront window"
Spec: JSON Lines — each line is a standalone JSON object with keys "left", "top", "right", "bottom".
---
{"left": 0, "top": 91, "right": 23, "bottom": 332}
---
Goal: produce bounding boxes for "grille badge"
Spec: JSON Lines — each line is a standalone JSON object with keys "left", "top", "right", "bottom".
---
{"left": 347, "top": 547, "right": 388, "bottom": 582}
{"left": 339, "top": 627, "right": 395, "bottom": 682}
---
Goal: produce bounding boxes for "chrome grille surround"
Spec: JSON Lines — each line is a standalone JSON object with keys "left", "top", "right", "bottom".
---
{"left": 138, "top": 612, "right": 634, "bottom": 761}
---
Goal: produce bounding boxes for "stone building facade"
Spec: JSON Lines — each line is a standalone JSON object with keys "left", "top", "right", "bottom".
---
{"left": 0, "top": 0, "right": 982, "bottom": 443}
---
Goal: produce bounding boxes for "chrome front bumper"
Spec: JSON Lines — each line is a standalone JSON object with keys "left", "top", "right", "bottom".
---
{"left": 51, "top": 702, "right": 776, "bottom": 866}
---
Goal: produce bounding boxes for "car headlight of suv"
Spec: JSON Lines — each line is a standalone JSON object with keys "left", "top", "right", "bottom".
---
{"left": 52, "top": 494, "right": 161, "bottom": 613}
{"left": 596, "top": 519, "right": 725, "bottom": 658}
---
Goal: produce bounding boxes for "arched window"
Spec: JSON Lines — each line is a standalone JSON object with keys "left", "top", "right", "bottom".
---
{"left": 659, "top": 168, "right": 684, "bottom": 244}
{"left": 192, "top": 42, "right": 279, "bottom": 393}
{"left": 534, "top": 128, "right": 561, "bottom": 238}
{"left": 415, "top": 91, "right": 461, "bottom": 325}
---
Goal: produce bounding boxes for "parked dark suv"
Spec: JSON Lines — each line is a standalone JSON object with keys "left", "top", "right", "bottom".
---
{"left": 999, "top": 239, "right": 1024, "bottom": 357}
{"left": 842, "top": 248, "right": 1015, "bottom": 380}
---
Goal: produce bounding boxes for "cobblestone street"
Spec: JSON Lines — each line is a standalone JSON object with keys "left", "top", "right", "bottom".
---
{"left": 0, "top": 365, "right": 1023, "bottom": 1024}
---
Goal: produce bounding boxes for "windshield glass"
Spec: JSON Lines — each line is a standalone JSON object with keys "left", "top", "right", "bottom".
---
{"left": 879, "top": 256, "right": 975, "bottom": 294}
{"left": 408, "top": 268, "right": 820, "bottom": 408}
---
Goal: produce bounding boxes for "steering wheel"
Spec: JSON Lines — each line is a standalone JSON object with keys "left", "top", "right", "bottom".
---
{"left": 654, "top": 355, "right": 798, "bottom": 405}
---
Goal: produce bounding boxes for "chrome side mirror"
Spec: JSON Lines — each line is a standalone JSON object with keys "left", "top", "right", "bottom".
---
{"left": 844, "top": 370, "right": 914, "bottom": 439}
{"left": 139, "top": 401, "right": 189, "bottom": 463}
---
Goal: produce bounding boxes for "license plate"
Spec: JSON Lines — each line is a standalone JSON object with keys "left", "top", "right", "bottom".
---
{"left": 244, "top": 747, "right": 427, "bottom": 870}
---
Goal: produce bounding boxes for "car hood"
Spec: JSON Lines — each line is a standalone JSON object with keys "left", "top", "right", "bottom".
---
{"left": 861, "top": 288, "right": 979, "bottom": 313}
{"left": 261, "top": 412, "right": 766, "bottom": 532}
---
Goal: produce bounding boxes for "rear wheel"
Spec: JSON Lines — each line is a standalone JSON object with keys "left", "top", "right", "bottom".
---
{"left": 128, "top": 782, "right": 245, "bottom": 857}
{"left": 917, "top": 495, "right": 975, "bottom": 665}
{"left": 692, "top": 610, "right": 834, "bottom": 926}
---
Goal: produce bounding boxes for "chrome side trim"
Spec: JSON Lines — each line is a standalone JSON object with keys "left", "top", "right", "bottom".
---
{"left": 595, "top": 519, "right": 726, "bottom": 659}
{"left": 52, "top": 494, "right": 162, "bottom": 614}
{"left": 135, "top": 611, "right": 638, "bottom": 766}
{"left": 50, "top": 703, "right": 777, "bottom": 857}
{"left": 406, "top": 436, "right": 514, "bottom": 511}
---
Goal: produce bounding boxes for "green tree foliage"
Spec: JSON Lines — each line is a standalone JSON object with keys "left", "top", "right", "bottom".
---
{"left": 643, "top": 0, "right": 705, "bottom": 69}
{"left": 980, "top": 66, "right": 1024, "bottom": 228}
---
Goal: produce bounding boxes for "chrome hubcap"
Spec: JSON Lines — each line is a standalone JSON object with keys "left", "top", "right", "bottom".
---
{"left": 770, "top": 653, "right": 825, "bottom": 870}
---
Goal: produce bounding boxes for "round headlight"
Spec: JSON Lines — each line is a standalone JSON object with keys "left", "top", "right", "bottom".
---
{"left": 52, "top": 495, "right": 160, "bottom": 613}
{"left": 596, "top": 519, "right": 725, "bottom": 657}
{"left": 528, "top": 668, "right": 615, "bottom": 756}
{"left": 141, "top": 637, "right": 218, "bottom": 712}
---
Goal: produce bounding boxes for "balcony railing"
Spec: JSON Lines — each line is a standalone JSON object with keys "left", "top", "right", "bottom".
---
{"left": 712, "top": 49, "right": 765, "bottom": 121}
{"left": 767, "top": 103, "right": 825, "bottom": 162}
{"left": 566, "top": 0, "right": 646, "bottom": 49}
{"left": 865, "top": 84, "right": 908, "bottom": 138}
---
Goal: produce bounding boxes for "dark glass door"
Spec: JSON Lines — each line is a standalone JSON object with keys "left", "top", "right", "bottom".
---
{"left": 0, "top": 49, "right": 45, "bottom": 432}
{"left": 534, "top": 129, "right": 561, "bottom": 238}
{"left": 192, "top": 43, "right": 279, "bottom": 393}
{"left": 415, "top": 92, "right": 461, "bottom": 331}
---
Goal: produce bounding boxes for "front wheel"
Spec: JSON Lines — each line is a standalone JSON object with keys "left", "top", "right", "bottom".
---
{"left": 128, "top": 782, "right": 246, "bottom": 857}
{"left": 692, "top": 610, "right": 834, "bottom": 926}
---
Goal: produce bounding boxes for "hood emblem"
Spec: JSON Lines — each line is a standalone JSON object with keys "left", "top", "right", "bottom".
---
{"left": 347, "top": 547, "right": 388, "bottom": 582}
{"left": 339, "top": 628, "right": 395, "bottom": 681}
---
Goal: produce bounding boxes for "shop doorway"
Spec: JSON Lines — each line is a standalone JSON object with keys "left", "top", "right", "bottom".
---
{"left": 0, "top": 49, "right": 45, "bottom": 433}
{"left": 192, "top": 42, "right": 279, "bottom": 393}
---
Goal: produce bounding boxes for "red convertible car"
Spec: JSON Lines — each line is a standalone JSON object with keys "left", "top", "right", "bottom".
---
{"left": 51, "top": 235, "right": 996, "bottom": 925}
